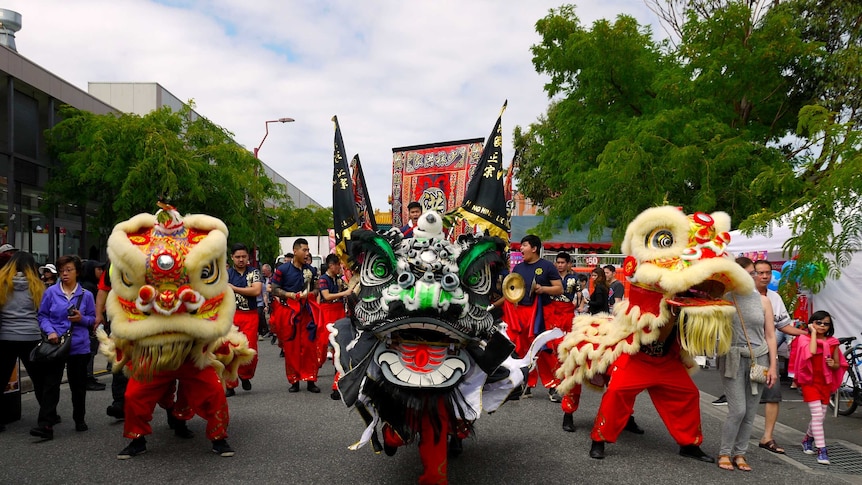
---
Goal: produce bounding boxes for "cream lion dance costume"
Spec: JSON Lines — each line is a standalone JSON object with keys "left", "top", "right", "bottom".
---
{"left": 98, "top": 203, "right": 254, "bottom": 459}
{"left": 556, "top": 206, "right": 753, "bottom": 460}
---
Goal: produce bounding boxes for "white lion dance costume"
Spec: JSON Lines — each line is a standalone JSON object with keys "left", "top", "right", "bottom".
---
{"left": 99, "top": 203, "right": 254, "bottom": 458}
{"left": 556, "top": 206, "right": 753, "bottom": 460}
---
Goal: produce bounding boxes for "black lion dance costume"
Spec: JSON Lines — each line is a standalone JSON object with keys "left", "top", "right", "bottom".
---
{"left": 330, "top": 212, "right": 559, "bottom": 484}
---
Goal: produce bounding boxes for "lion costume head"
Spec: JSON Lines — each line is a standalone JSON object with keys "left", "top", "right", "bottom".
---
{"left": 100, "top": 203, "right": 250, "bottom": 381}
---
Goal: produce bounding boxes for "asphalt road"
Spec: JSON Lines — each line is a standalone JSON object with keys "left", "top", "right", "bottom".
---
{"left": 1, "top": 342, "right": 860, "bottom": 485}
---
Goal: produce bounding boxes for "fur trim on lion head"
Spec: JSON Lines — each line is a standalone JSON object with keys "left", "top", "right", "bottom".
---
{"left": 105, "top": 206, "right": 234, "bottom": 344}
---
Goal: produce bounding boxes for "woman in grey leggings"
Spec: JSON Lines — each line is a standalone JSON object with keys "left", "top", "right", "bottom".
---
{"left": 716, "top": 258, "right": 777, "bottom": 471}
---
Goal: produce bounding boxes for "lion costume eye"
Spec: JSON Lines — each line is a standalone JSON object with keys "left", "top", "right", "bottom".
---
{"left": 200, "top": 261, "right": 219, "bottom": 284}
{"left": 646, "top": 229, "right": 675, "bottom": 249}
{"left": 362, "top": 253, "right": 393, "bottom": 287}
{"left": 120, "top": 271, "right": 134, "bottom": 287}
{"left": 463, "top": 267, "right": 490, "bottom": 294}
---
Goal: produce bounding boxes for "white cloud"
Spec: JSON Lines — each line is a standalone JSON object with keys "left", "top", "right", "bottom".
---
{"left": 4, "top": 0, "right": 658, "bottom": 212}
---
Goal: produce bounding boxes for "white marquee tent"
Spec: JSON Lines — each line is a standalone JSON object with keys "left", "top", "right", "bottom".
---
{"left": 728, "top": 226, "right": 862, "bottom": 339}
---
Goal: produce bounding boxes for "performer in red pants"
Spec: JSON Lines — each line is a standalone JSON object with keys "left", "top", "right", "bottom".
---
{"left": 124, "top": 362, "right": 229, "bottom": 442}
{"left": 224, "top": 243, "right": 262, "bottom": 395}
{"left": 589, "top": 324, "right": 706, "bottom": 460}
{"left": 315, "top": 254, "right": 352, "bottom": 399}
{"left": 103, "top": 203, "right": 252, "bottom": 460}
{"left": 271, "top": 239, "right": 320, "bottom": 393}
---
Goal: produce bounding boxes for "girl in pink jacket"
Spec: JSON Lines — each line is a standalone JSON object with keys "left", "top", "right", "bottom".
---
{"left": 792, "top": 310, "right": 848, "bottom": 465}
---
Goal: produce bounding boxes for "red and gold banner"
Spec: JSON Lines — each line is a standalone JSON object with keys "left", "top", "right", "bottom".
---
{"left": 391, "top": 138, "right": 484, "bottom": 229}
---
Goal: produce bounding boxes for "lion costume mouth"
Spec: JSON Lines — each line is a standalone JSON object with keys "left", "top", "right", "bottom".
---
{"left": 668, "top": 279, "right": 733, "bottom": 307}
{"left": 372, "top": 317, "right": 470, "bottom": 389}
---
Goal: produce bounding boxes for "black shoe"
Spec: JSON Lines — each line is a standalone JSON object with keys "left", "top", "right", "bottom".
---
{"left": 589, "top": 440, "right": 605, "bottom": 459}
{"left": 271, "top": 334, "right": 278, "bottom": 345}
{"left": 107, "top": 404, "right": 125, "bottom": 420}
{"left": 288, "top": 382, "right": 300, "bottom": 393}
{"left": 711, "top": 395, "right": 727, "bottom": 406}
{"left": 173, "top": 420, "right": 194, "bottom": 439}
{"left": 330, "top": 390, "right": 341, "bottom": 401}
{"left": 86, "top": 380, "right": 107, "bottom": 391}
{"left": 562, "top": 413, "right": 576, "bottom": 433}
{"left": 225, "top": 387, "right": 236, "bottom": 397}
{"left": 240, "top": 378, "right": 252, "bottom": 391}
{"left": 549, "top": 388, "right": 562, "bottom": 403}
{"left": 307, "top": 382, "right": 321, "bottom": 393}
{"left": 523, "top": 387, "right": 533, "bottom": 398}
{"left": 75, "top": 422, "right": 89, "bottom": 432}
{"left": 624, "top": 416, "right": 644, "bottom": 435}
{"left": 212, "top": 439, "right": 235, "bottom": 457}
{"left": 448, "top": 436, "right": 463, "bottom": 457}
{"left": 679, "top": 445, "right": 715, "bottom": 463}
{"left": 279, "top": 350, "right": 285, "bottom": 358}
{"left": 30, "top": 426, "right": 53, "bottom": 440}
{"left": 166, "top": 408, "right": 179, "bottom": 429}
{"left": 117, "top": 437, "right": 147, "bottom": 459}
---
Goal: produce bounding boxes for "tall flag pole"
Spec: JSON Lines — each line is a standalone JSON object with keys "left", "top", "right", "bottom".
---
{"left": 504, "top": 152, "right": 516, "bottom": 201}
{"left": 332, "top": 116, "right": 359, "bottom": 263}
{"left": 504, "top": 153, "right": 516, "bottom": 239}
{"left": 450, "top": 100, "right": 510, "bottom": 240}
{"left": 350, "top": 154, "right": 378, "bottom": 231}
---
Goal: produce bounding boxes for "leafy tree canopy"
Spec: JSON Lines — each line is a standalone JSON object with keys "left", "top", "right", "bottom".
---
{"left": 44, "top": 103, "right": 314, "bottom": 264}
{"left": 517, "top": 0, "right": 861, "bottom": 295}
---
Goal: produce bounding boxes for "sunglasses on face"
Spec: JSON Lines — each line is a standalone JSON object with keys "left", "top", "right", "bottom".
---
{"left": 812, "top": 320, "right": 832, "bottom": 327}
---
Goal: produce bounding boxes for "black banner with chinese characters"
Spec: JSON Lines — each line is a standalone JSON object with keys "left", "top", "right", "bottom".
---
{"left": 451, "top": 100, "right": 510, "bottom": 239}
{"left": 350, "top": 154, "right": 378, "bottom": 231}
{"left": 332, "top": 116, "right": 359, "bottom": 262}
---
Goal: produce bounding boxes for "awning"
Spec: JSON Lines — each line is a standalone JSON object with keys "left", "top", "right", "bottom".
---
{"left": 509, "top": 241, "right": 612, "bottom": 252}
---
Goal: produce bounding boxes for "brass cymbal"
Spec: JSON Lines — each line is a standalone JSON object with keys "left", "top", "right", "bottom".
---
{"left": 502, "top": 272, "right": 525, "bottom": 303}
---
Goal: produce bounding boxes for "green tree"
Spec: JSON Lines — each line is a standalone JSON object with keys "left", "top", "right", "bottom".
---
{"left": 744, "top": 0, "right": 862, "bottom": 295}
{"left": 271, "top": 204, "right": 333, "bottom": 236}
{"left": 44, "top": 103, "right": 289, "bottom": 261}
{"left": 662, "top": 0, "right": 862, "bottom": 294}
{"left": 517, "top": 0, "right": 860, "bottom": 295}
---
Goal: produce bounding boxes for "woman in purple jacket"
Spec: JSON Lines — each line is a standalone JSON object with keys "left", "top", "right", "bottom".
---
{"left": 30, "top": 255, "right": 96, "bottom": 440}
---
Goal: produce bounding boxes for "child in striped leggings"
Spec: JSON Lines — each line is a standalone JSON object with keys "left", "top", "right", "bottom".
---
{"left": 793, "top": 311, "right": 848, "bottom": 465}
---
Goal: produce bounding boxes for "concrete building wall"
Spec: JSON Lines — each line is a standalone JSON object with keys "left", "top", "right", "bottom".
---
{"left": 88, "top": 82, "right": 319, "bottom": 208}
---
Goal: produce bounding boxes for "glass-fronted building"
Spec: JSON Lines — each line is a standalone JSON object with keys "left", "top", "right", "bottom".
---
{"left": 0, "top": 47, "right": 318, "bottom": 265}
{"left": 0, "top": 44, "right": 117, "bottom": 264}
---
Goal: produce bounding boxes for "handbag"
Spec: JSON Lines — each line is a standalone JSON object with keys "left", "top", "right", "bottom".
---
{"left": 733, "top": 295, "right": 769, "bottom": 384}
{"left": 29, "top": 292, "right": 83, "bottom": 363}
{"left": 30, "top": 329, "right": 73, "bottom": 362}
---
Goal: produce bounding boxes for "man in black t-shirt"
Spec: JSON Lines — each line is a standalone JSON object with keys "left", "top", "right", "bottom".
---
{"left": 604, "top": 264, "right": 625, "bottom": 311}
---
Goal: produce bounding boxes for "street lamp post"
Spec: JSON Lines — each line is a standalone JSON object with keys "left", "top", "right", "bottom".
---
{"left": 254, "top": 117, "right": 295, "bottom": 158}
{"left": 251, "top": 117, "right": 294, "bottom": 267}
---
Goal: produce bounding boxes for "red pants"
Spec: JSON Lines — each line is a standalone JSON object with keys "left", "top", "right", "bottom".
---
{"left": 528, "top": 301, "right": 574, "bottom": 388}
{"left": 124, "top": 362, "right": 229, "bottom": 441}
{"left": 311, "top": 301, "right": 345, "bottom": 367}
{"left": 273, "top": 298, "right": 319, "bottom": 383}
{"left": 418, "top": 405, "right": 449, "bottom": 485}
{"left": 591, "top": 350, "right": 702, "bottom": 445}
{"left": 502, "top": 301, "right": 537, "bottom": 358}
{"left": 227, "top": 309, "right": 259, "bottom": 389}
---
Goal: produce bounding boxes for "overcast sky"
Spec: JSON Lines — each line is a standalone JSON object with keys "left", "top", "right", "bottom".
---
{"left": 5, "top": 0, "right": 659, "bottom": 211}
